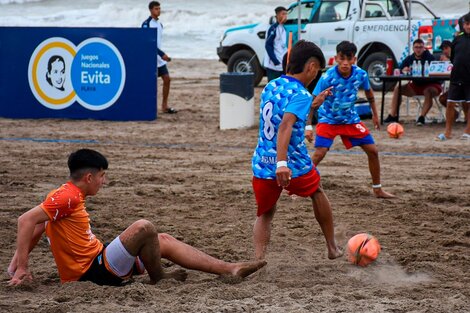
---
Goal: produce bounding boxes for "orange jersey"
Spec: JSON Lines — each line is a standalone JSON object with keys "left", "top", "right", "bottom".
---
{"left": 41, "top": 182, "right": 103, "bottom": 283}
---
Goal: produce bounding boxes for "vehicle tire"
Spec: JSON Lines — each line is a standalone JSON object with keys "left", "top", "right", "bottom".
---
{"left": 227, "top": 50, "right": 264, "bottom": 86}
{"left": 362, "top": 52, "right": 396, "bottom": 91}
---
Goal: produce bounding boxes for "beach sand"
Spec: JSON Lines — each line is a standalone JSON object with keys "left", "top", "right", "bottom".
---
{"left": 0, "top": 59, "right": 469, "bottom": 312}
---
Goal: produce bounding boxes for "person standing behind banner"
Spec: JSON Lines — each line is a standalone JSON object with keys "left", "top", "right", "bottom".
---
{"left": 142, "top": 1, "right": 177, "bottom": 114}
{"left": 264, "top": 6, "right": 288, "bottom": 82}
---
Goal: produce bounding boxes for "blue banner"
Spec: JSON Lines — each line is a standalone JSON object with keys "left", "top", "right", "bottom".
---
{"left": 0, "top": 27, "right": 157, "bottom": 121}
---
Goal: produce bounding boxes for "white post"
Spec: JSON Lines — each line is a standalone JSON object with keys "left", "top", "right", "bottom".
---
{"left": 297, "top": 0, "right": 301, "bottom": 40}
{"left": 407, "top": 0, "right": 412, "bottom": 56}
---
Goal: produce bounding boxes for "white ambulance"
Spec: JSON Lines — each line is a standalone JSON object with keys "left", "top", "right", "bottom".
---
{"left": 217, "top": 0, "right": 459, "bottom": 90}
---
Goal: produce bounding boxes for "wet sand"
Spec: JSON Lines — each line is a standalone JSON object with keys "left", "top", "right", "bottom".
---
{"left": 0, "top": 59, "right": 469, "bottom": 312}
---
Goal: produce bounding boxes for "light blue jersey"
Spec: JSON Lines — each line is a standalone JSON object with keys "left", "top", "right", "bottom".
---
{"left": 314, "top": 65, "right": 370, "bottom": 125}
{"left": 252, "top": 75, "right": 313, "bottom": 179}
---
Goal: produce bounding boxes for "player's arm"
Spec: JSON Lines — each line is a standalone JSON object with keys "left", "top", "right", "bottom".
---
{"left": 9, "top": 205, "right": 49, "bottom": 286}
{"left": 8, "top": 221, "right": 46, "bottom": 277}
{"left": 305, "top": 87, "right": 333, "bottom": 142}
{"left": 365, "top": 89, "right": 380, "bottom": 130}
{"left": 157, "top": 48, "right": 171, "bottom": 62}
{"left": 265, "top": 25, "right": 280, "bottom": 65}
{"left": 305, "top": 109, "right": 315, "bottom": 143}
{"left": 276, "top": 112, "right": 296, "bottom": 187}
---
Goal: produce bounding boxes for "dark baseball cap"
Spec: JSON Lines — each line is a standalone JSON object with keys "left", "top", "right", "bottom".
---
{"left": 439, "top": 40, "right": 452, "bottom": 49}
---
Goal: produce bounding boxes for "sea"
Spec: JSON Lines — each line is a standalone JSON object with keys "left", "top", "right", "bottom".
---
{"left": 0, "top": 0, "right": 465, "bottom": 59}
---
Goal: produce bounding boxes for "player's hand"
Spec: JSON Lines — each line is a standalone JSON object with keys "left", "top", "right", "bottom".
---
{"left": 276, "top": 166, "right": 292, "bottom": 188}
{"left": 8, "top": 267, "right": 32, "bottom": 286}
{"left": 372, "top": 115, "right": 380, "bottom": 130}
{"left": 305, "top": 129, "right": 314, "bottom": 142}
{"left": 312, "top": 87, "right": 333, "bottom": 109}
{"left": 162, "top": 54, "right": 171, "bottom": 62}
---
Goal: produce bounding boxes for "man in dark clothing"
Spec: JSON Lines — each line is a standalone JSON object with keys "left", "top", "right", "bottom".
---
{"left": 384, "top": 39, "right": 442, "bottom": 125}
{"left": 437, "top": 12, "right": 470, "bottom": 141}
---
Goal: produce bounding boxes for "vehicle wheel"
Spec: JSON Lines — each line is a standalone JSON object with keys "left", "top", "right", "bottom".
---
{"left": 362, "top": 52, "right": 396, "bottom": 91}
{"left": 227, "top": 50, "right": 264, "bottom": 86}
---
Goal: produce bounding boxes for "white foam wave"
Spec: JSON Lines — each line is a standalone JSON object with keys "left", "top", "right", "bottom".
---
{"left": 0, "top": 0, "right": 42, "bottom": 4}
{"left": 0, "top": 0, "right": 465, "bottom": 59}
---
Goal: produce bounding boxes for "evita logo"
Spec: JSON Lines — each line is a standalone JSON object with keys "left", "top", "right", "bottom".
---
{"left": 28, "top": 37, "right": 126, "bottom": 111}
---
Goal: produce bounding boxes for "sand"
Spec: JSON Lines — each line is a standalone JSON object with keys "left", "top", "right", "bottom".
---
{"left": 0, "top": 59, "right": 469, "bottom": 313}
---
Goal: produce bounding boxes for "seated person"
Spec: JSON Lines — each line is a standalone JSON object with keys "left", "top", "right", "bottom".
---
{"left": 384, "top": 39, "right": 442, "bottom": 125}
{"left": 8, "top": 149, "right": 266, "bottom": 287}
{"left": 439, "top": 40, "right": 452, "bottom": 61}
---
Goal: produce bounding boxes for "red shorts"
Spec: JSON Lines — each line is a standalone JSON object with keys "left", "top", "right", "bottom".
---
{"left": 408, "top": 82, "right": 443, "bottom": 95}
{"left": 314, "top": 122, "right": 374, "bottom": 149}
{"left": 252, "top": 168, "right": 321, "bottom": 217}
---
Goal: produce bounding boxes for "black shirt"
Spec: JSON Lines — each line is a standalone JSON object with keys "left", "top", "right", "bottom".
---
{"left": 450, "top": 32, "right": 470, "bottom": 84}
{"left": 399, "top": 50, "right": 436, "bottom": 85}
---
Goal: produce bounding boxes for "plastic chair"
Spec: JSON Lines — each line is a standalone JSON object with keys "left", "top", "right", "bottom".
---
{"left": 405, "top": 95, "right": 446, "bottom": 123}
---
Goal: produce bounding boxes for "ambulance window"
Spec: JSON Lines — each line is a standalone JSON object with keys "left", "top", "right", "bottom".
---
{"left": 387, "top": 0, "right": 404, "bottom": 16}
{"left": 365, "top": 0, "right": 404, "bottom": 17}
{"left": 285, "top": 2, "right": 315, "bottom": 24}
{"left": 365, "top": 3, "right": 385, "bottom": 18}
{"left": 315, "top": 1, "right": 350, "bottom": 23}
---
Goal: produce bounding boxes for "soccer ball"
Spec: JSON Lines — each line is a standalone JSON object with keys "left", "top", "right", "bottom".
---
{"left": 387, "top": 122, "right": 404, "bottom": 139}
{"left": 347, "top": 233, "right": 381, "bottom": 267}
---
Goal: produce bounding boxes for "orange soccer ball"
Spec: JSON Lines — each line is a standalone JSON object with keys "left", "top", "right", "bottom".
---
{"left": 347, "top": 233, "right": 381, "bottom": 267}
{"left": 387, "top": 122, "right": 404, "bottom": 139}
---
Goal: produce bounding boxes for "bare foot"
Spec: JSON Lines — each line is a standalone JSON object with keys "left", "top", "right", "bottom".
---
{"left": 373, "top": 188, "right": 396, "bottom": 198}
{"left": 328, "top": 247, "right": 343, "bottom": 260}
{"left": 164, "top": 268, "right": 188, "bottom": 282}
{"left": 232, "top": 260, "right": 267, "bottom": 278}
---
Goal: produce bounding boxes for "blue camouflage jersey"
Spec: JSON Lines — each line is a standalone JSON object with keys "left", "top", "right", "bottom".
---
{"left": 314, "top": 65, "right": 370, "bottom": 124}
{"left": 252, "top": 75, "right": 313, "bottom": 179}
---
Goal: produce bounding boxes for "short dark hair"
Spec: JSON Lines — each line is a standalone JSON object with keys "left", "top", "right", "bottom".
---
{"left": 287, "top": 40, "right": 325, "bottom": 74}
{"left": 413, "top": 38, "right": 424, "bottom": 46}
{"left": 68, "top": 149, "right": 108, "bottom": 180}
{"left": 439, "top": 40, "right": 452, "bottom": 49}
{"left": 275, "top": 6, "right": 287, "bottom": 14}
{"left": 148, "top": 1, "right": 160, "bottom": 10}
{"left": 462, "top": 12, "right": 470, "bottom": 23}
{"left": 336, "top": 41, "right": 357, "bottom": 57}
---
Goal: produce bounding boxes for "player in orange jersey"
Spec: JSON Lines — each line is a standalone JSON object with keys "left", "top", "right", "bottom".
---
{"left": 8, "top": 149, "right": 266, "bottom": 286}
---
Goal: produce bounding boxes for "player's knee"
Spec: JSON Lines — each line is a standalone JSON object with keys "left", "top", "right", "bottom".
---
{"left": 133, "top": 219, "right": 157, "bottom": 236}
{"left": 367, "top": 148, "right": 379, "bottom": 158}
{"left": 313, "top": 150, "right": 327, "bottom": 161}
{"left": 362, "top": 144, "right": 378, "bottom": 157}
{"left": 163, "top": 75, "right": 171, "bottom": 83}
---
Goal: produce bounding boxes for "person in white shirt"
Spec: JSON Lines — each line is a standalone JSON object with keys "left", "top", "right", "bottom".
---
{"left": 142, "top": 1, "right": 177, "bottom": 114}
{"left": 264, "top": 6, "right": 288, "bottom": 82}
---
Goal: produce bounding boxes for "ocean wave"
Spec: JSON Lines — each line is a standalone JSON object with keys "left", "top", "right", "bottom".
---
{"left": 0, "top": 0, "right": 43, "bottom": 4}
{"left": 0, "top": 0, "right": 464, "bottom": 59}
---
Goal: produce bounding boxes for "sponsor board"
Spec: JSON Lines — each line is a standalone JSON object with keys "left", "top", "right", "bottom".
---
{"left": 1, "top": 27, "right": 157, "bottom": 121}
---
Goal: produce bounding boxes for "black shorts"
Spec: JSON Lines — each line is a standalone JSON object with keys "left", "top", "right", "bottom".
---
{"left": 158, "top": 64, "right": 169, "bottom": 77}
{"left": 448, "top": 82, "right": 470, "bottom": 102}
{"left": 79, "top": 249, "right": 124, "bottom": 286}
{"left": 79, "top": 247, "right": 143, "bottom": 286}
